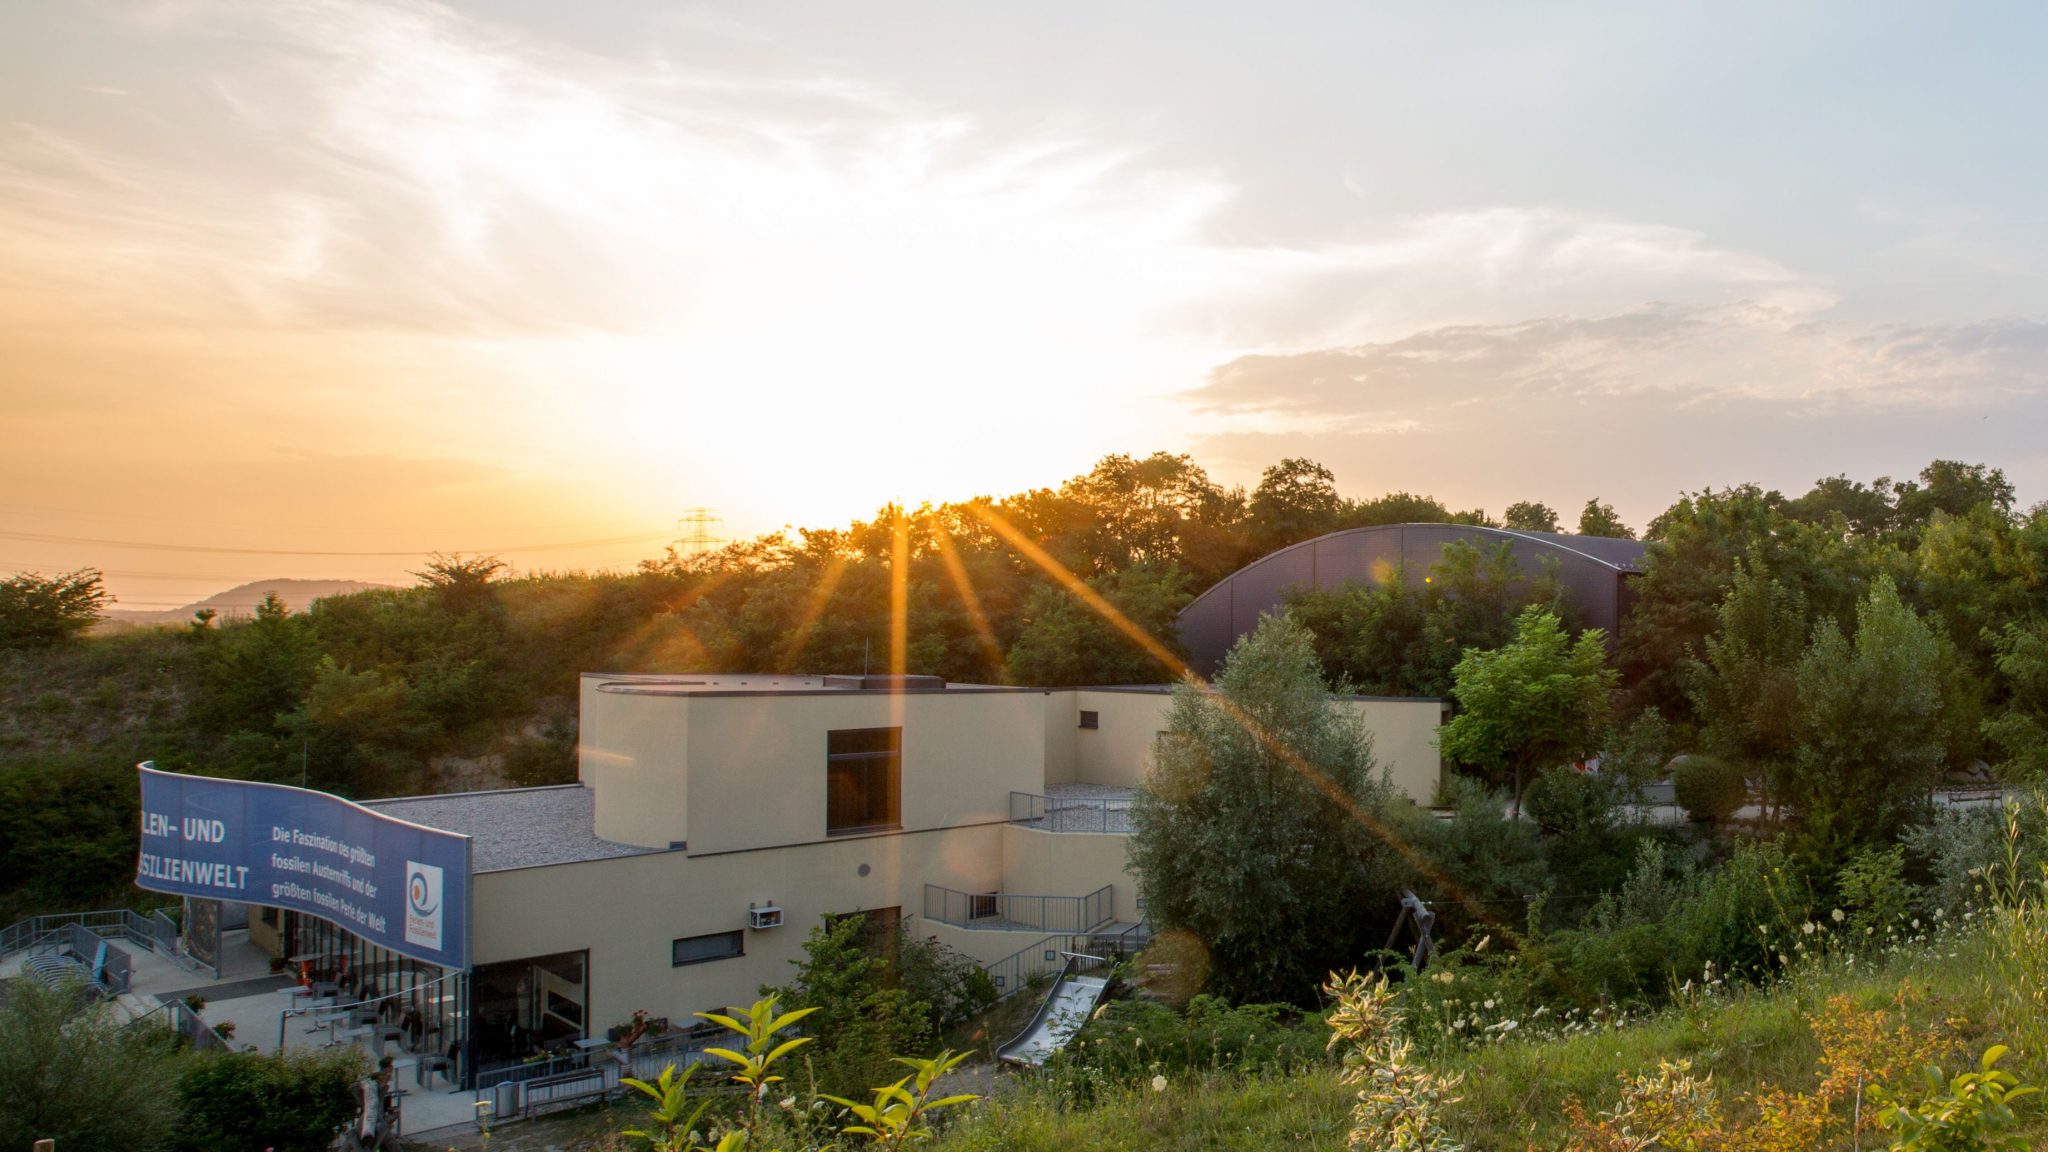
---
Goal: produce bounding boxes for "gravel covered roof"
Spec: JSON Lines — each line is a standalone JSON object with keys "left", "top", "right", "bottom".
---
{"left": 363, "top": 785, "right": 657, "bottom": 873}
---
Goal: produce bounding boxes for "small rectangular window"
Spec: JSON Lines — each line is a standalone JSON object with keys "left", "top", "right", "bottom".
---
{"left": 672, "top": 930, "right": 745, "bottom": 967}
{"left": 1078, "top": 710, "right": 1099, "bottom": 730}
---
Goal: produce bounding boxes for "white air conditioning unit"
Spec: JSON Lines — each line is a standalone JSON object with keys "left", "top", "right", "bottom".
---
{"left": 748, "top": 904, "right": 784, "bottom": 930}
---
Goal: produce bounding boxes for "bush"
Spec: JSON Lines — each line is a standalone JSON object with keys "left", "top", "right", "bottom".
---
{"left": 0, "top": 979, "right": 182, "bottom": 1152}
{"left": 1672, "top": 755, "right": 1747, "bottom": 824}
{"left": 1047, "top": 995, "right": 1330, "bottom": 1095}
{"left": 763, "top": 914, "right": 994, "bottom": 1095}
{"left": 172, "top": 1048, "right": 365, "bottom": 1152}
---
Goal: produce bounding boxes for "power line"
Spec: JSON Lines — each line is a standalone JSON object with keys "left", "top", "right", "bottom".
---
{"left": 0, "top": 503, "right": 658, "bottom": 536}
{"left": 0, "top": 527, "right": 679, "bottom": 558}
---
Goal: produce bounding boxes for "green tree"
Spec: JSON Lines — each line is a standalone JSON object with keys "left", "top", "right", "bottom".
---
{"left": 1686, "top": 558, "right": 1808, "bottom": 817}
{"left": 762, "top": 914, "right": 936, "bottom": 1094}
{"left": 172, "top": 1049, "right": 364, "bottom": 1152}
{"left": 1127, "top": 612, "right": 1399, "bottom": 1004}
{"left": 1893, "top": 459, "right": 2015, "bottom": 530}
{"left": 0, "top": 568, "right": 109, "bottom": 648}
{"left": 1246, "top": 457, "right": 1345, "bottom": 557}
{"left": 1503, "top": 501, "right": 1561, "bottom": 533}
{"left": 1788, "top": 575, "right": 1949, "bottom": 869}
{"left": 1576, "top": 498, "right": 1635, "bottom": 539}
{"left": 0, "top": 979, "right": 181, "bottom": 1152}
{"left": 1003, "top": 562, "right": 1189, "bottom": 686}
{"left": 1440, "top": 607, "right": 1617, "bottom": 818}
{"left": 1985, "top": 618, "right": 2048, "bottom": 782}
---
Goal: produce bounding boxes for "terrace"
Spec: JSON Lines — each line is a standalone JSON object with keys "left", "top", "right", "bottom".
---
{"left": 1009, "top": 783, "right": 1137, "bottom": 834}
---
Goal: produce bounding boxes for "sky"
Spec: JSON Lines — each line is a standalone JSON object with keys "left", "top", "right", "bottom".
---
{"left": 4, "top": 1, "right": 2048, "bottom": 610}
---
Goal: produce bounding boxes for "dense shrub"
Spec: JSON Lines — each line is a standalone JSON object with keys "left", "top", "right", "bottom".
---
{"left": 0, "top": 979, "right": 182, "bottom": 1152}
{"left": 1672, "top": 755, "right": 1747, "bottom": 824}
{"left": 1903, "top": 796, "right": 2048, "bottom": 913}
{"left": 1410, "top": 779, "right": 1550, "bottom": 937}
{"left": 1534, "top": 839, "right": 1810, "bottom": 1007}
{"left": 172, "top": 1049, "right": 364, "bottom": 1152}
{"left": 763, "top": 914, "right": 995, "bottom": 1095}
{"left": 1047, "top": 995, "right": 1330, "bottom": 1096}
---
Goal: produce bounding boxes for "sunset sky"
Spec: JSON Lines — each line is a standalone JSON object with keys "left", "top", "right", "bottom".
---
{"left": 5, "top": 1, "right": 2047, "bottom": 610}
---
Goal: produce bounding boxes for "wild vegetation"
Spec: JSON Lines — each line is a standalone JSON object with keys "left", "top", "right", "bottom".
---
{"left": 0, "top": 979, "right": 362, "bottom": 1152}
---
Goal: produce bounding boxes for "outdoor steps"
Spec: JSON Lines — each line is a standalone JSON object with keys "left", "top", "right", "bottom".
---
{"left": 112, "top": 990, "right": 162, "bottom": 1026}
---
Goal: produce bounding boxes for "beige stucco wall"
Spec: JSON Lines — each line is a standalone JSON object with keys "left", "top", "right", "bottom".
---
{"left": 1340, "top": 697, "right": 1444, "bottom": 804}
{"left": 682, "top": 691, "right": 1045, "bottom": 855}
{"left": 999, "top": 824, "right": 1139, "bottom": 923}
{"left": 580, "top": 679, "right": 691, "bottom": 849}
{"left": 1039, "top": 691, "right": 1077, "bottom": 786}
{"left": 1069, "top": 690, "right": 1171, "bottom": 789}
{"left": 473, "top": 823, "right": 1012, "bottom": 1038}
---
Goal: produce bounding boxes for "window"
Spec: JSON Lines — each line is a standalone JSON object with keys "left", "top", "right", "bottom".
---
{"left": 1078, "top": 710, "right": 1099, "bottom": 730}
{"left": 672, "top": 930, "right": 744, "bottom": 967}
{"left": 827, "top": 727, "right": 901, "bottom": 834}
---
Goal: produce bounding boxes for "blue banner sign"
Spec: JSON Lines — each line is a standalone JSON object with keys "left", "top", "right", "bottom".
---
{"left": 135, "top": 763, "right": 472, "bottom": 970}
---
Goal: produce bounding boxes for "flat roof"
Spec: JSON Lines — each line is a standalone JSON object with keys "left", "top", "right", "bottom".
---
{"left": 362, "top": 785, "right": 658, "bottom": 872}
{"left": 584, "top": 673, "right": 1439, "bottom": 704}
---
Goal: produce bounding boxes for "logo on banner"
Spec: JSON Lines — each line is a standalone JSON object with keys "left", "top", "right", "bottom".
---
{"left": 405, "top": 861, "right": 443, "bottom": 951}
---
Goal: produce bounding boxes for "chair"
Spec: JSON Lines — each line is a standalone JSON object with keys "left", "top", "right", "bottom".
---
{"left": 414, "top": 1053, "right": 453, "bottom": 1089}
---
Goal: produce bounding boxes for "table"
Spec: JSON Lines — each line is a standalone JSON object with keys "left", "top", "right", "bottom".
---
{"left": 330, "top": 1025, "right": 373, "bottom": 1050}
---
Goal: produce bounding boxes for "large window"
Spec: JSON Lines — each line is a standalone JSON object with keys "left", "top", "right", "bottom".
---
{"left": 672, "top": 930, "right": 745, "bottom": 967}
{"left": 827, "top": 727, "right": 901, "bottom": 835}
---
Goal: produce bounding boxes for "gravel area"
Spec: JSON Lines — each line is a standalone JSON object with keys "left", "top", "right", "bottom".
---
{"left": 366, "top": 786, "right": 657, "bottom": 872}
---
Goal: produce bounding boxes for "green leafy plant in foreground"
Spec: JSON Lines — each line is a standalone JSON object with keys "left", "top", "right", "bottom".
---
{"left": 621, "top": 1063, "right": 716, "bottom": 1152}
{"left": 1872, "top": 1045, "right": 2039, "bottom": 1152}
{"left": 699, "top": 995, "right": 820, "bottom": 1139}
{"left": 821, "top": 1049, "right": 980, "bottom": 1148}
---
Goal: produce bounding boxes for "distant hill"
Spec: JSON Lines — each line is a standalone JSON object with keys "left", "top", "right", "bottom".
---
{"left": 97, "top": 579, "right": 397, "bottom": 629}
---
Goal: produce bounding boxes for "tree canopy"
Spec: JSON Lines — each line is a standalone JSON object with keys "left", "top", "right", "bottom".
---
{"left": 1440, "top": 606, "right": 1617, "bottom": 817}
{"left": 1127, "top": 612, "right": 1400, "bottom": 1005}
{"left": 0, "top": 568, "right": 108, "bottom": 648}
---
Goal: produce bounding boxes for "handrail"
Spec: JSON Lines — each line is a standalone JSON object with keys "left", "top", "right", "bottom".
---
{"left": 474, "top": 1026, "right": 721, "bottom": 1092}
{"left": 979, "top": 924, "right": 1151, "bottom": 998}
{"left": 921, "top": 883, "right": 1113, "bottom": 933}
{"left": 0, "top": 907, "right": 188, "bottom": 971}
{"left": 1008, "top": 791, "right": 1135, "bottom": 834}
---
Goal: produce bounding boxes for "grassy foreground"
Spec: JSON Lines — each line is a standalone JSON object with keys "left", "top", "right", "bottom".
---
{"left": 927, "top": 917, "right": 2048, "bottom": 1151}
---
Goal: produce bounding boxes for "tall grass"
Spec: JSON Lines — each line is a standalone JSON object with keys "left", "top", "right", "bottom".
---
{"left": 929, "top": 910, "right": 2048, "bottom": 1152}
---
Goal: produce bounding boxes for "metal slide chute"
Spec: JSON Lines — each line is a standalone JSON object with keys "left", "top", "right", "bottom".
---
{"left": 994, "top": 952, "right": 1113, "bottom": 1067}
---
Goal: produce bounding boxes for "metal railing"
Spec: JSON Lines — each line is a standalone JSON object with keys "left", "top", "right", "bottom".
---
{"left": 136, "top": 996, "right": 227, "bottom": 1052}
{"left": 922, "top": 884, "right": 1113, "bottom": 933}
{"left": 0, "top": 907, "right": 190, "bottom": 971}
{"left": 979, "top": 924, "right": 1149, "bottom": 999}
{"left": 1008, "top": 791, "right": 1135, "bottom": 834}
{"left": 473, "top": 1026, "right": 723, "bottom": 1094}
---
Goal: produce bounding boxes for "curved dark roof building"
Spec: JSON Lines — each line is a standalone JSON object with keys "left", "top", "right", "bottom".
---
{"left": 1177, "top": 523, "right": 1648, "bottom": 676}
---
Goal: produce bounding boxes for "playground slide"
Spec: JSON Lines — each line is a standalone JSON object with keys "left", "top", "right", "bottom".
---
{"left": 995, "top": 954, "right": 1111, "bottom": 1067}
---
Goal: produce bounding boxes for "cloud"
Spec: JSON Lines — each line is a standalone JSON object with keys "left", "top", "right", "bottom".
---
{"left": 1183, "top": 305, "right": 2048, "bottom": 524}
